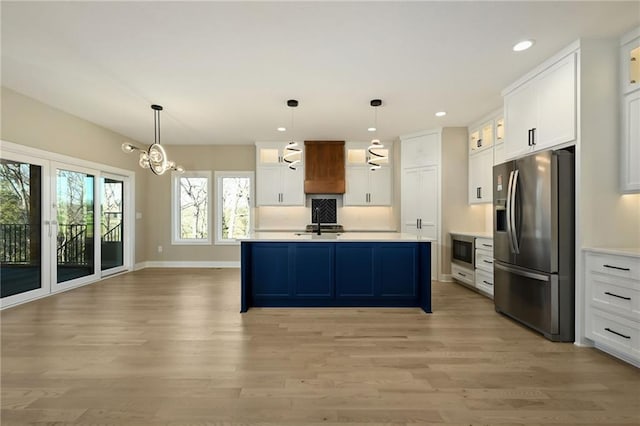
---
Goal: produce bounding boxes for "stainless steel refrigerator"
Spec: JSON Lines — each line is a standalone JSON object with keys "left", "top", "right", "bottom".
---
{"left": 493, "top": 149, "right": 574, "bottom": 342}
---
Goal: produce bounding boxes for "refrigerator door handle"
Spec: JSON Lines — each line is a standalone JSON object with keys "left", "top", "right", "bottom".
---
{"left": 510, "top": 169, "right": 520, "bottom": 254}
{"left": 495, "top": 262, "right": 550, "bottom": 281}
{"left": 506, "top": 170, "right": 515, "bottom": 253}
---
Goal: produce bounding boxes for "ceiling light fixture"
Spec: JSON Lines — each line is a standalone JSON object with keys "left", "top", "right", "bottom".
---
{"left": 367, "top": 99, "right": 388, "bottom": 171}
{"left": 435, "top": 111, "right": 447, "bottom": 117}
{"left": 277, "top": 127, "right": 286, "bottom": 132}
{"left": 513, "top": 39, "right": 534, "bottom": 52}
{"left": 283, "top": 99, "right": 301, "bottom": 170}
{"left": 121, "top": 104, "right": 184, "bottom": 175}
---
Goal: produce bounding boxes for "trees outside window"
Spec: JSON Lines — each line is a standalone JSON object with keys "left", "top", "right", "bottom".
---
{"left": 216, "top": 172, "right": 253, "bottom": 244}
{"left": 172, "top": 171, "right": 211, "bottom": 245}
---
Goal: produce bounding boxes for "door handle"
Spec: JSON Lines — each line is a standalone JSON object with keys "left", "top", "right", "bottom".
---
{"left": 531, "top": 128, "right": 536, "bottom": 145}
{"left": 603, "top": 264, "right": 630, "bottom": 272}
{"left": 477, "top": 187, "right": 481, "bottom": 199}
{"left": 527, "top": 129, "right": 532, "bottom": 146}
{"left": 604, "top": 291, "right": 631, "bottom": 301}
{"left": 510, "top": 169, "right": 520, "bottom": 254}
{"left": 506, "top": 170, "right": 515, "bottom": 254}
{"left": 495, "top": 262, "right": 549, "bottom": 281}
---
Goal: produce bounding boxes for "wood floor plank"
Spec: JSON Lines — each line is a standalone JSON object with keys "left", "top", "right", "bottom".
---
{"left": 1, "top": 268, "right": 639, "bottom": 424}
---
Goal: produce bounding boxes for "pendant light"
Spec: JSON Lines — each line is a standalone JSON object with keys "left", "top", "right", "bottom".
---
{"left": 367, "top": 99, "right": 388, "bottom": 171}
{"left": 121, "top": 104, "right": 184, "bottom": 175}
{"left": 283, "top": 99, "right": 301, "bottom": 170}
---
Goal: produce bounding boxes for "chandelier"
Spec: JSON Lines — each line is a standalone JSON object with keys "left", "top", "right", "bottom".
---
{"left": 121, "top": 104, "right": 184, "bottom": 175}
{"left": 283, "top": 99, "right": 301, "bottom": 170}
{"left": 367, "top": 99, "right": 388, "bottom": 170}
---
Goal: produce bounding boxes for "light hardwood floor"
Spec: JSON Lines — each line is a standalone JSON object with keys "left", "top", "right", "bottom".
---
{"left": 2, "top": 268, "right": 639, "bottom": 425}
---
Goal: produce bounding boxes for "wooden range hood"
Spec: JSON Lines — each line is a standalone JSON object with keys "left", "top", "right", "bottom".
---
{"left": 304, "top": 141, "right": 345, "bottom": 194}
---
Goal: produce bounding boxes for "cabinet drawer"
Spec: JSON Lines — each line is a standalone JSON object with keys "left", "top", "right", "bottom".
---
{"left": 451, "top": 263, "right": 474, "bottom": 286}
{"left": 586, "top": 253, "right": 640, "bottom": 281}
{"left": 475, "top": 269, "right": 494, "bottom": 296}
{"left": 587, "top": 308, "right": 640, "bottom": 360}
{"left": 475, "top": 238, "right": 494, "bottom": 251}
{"left": 475, "top": 250, "right": 494, "bottom": 273}
{"left": 589, "top": 272, "right": 640, "bottom": 321}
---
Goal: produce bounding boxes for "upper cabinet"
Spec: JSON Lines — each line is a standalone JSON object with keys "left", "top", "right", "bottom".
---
{"left": 401, "top": 131, "right": 440, "bottom": 168}
{"left": 467, "top": 109, "right": 504, "bottom": 204}
{"left": 503, "top": 52, "right": 577, "bottom": 161}
{"left": 621, "top": 28, "right": 640, "bottom": 193}
{"left": 469, "top": 120, "right": 494, "bottom": 153}
{"left": 344, "top": 141, "right": 392, "bottom": 206}
{"left": 255, "top": 142, "right": 305, "bottom": 206}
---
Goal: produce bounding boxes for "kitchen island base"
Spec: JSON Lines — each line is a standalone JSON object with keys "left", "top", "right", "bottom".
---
{"left": 241, "top": 241, "right": 431, "bottom": 313}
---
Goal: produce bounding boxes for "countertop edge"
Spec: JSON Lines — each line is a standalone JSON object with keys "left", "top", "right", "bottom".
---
{"left": 582, "top": 247, "right": 640, "bottom": 257}
{"left": 449, "top": 231, "right": 493, "bottom": 239}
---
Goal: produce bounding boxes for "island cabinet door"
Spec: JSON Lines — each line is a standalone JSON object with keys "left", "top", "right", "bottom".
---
{"left": 292, "top": 243, "right": 334, "bottom": 297}
{"left": 251, "top": 244, "right": 291, "bottom": 296}
{"left": 375, "top": 244, "right": 419, "bottom": 297}
{"left": 335, "top": 245, "right": 375, "bottom": 297}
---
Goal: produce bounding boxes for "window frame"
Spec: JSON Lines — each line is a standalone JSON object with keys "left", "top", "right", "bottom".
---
{"left": 171, "top": 170, "right": 212, "bottom": 245}
{"left": 214, "top": 171, "right": 254, "bottom": 246}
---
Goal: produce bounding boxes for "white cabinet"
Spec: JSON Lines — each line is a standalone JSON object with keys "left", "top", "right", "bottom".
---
{"left": 401, "top": 132, "right": 440, "bottom": 167}
{"left": 255, "top": 142, "right": 304, "bottom": 206}
{"left": 474, "top": 237, "right": 494, "bottom": 298}
{"left": 585, "top": 249, "right": 640, "bottom": 366}
{"left": 344, "top": 142, "right": 392, "bottom": 206}
{"left": 468, "top": 149, "right": 493, "bottom": 204}
{"left": 402, "top": 166, "right": 438, "bottom": 240}
{"left": 503, "top": 52, "right": 576, "bottom": 160}
{"left": 621, "top": 29, "right": 640, "bottom": 194}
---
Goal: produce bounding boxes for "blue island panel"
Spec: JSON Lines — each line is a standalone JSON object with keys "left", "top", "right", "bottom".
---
{"left": 240, "top": 241, "right": 431, "bottom": 313}
{"left": 376, "top": 245, "right": 418, "bottom": 297}
{"left": 335, "top": 245, "right": 375, "bottom": 297}
{"left": 251, "top": 243, "right": 290, "bottom": 296}
{"left": 293, "top": 244, "right": 334, "bottom": 297}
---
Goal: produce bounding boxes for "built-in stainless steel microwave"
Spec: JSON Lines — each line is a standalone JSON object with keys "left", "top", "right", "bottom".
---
{"left": 451, "top": 234, "right": 474, "bottom": 269}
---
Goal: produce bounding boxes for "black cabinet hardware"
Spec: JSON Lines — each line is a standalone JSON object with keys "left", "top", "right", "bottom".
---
{"left": 482, "top": 244, "right": 492, "bottom": 248}
{"left": 477, "top": 187, "right": 481, "bottom": 199}
{"left": 457, "top": 272, "right": 467, "bottom": 277}
{"left": 603, "top": 264, "right": 631, "bottom": 271}
{"left": 605, "top": 327, "right": 630, "bottom": 339}
{"left": 483, "top": 260, "right": 493, "bottom": 264}
{"left": 604, "top": 291, "right": 631, "bottom": 301}
{"left": 483, "top": 280, "right": 493, "bottom": 286}
{"left": 528, "top": 129, "right": 532, "bottom": 146}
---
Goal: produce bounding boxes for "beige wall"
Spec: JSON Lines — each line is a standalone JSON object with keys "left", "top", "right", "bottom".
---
{"left": 440, "top": 127, "right": 487, "bottom": 276}
{"left": 143, "top": 145, "right": 255, "bottom": 263}
{"left": 579, "top": 40, "right": 640, "bottom": 249}
{"left": 1, "top": 87, "right": 149, "bottom": 263}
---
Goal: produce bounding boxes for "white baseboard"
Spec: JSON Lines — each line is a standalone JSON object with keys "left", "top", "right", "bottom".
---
{"left": 135, "top": 261, "right": 241, "bottom": 269}
{"left": 440, "top": 274, "right": 453, "bottom": 282}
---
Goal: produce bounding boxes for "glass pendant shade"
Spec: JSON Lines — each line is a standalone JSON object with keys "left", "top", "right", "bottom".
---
{"left": 138, "top": 152, "right": 150, "bottom": 168}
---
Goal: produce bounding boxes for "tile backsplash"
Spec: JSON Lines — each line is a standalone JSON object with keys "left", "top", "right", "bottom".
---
{"left": 256, "top": 205, "right": 396, "bottom": 231}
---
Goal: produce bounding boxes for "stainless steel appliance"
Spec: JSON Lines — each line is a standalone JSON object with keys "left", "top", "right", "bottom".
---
{"left": 451, "top": 234, "right": 475, "bottom": 269}
{"left": 493, "top": 149, "right": 574, "bottom": 342}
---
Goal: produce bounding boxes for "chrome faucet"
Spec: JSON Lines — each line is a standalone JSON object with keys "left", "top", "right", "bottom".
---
{"left": 315, "top": 207, "right": 321, "bottom": 235}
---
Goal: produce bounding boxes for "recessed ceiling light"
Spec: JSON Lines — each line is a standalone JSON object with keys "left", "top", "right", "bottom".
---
{"left": 435, "top": 111, "right": 447, "bottom": 117}
{"left": 277, "top": 127, "right": 286, "bottom": 132}
{"left": 513, "top": 39, "right": 534, "bottom": 52}
{"left": 368, "top": 127, "right": 376, "bottom": 132}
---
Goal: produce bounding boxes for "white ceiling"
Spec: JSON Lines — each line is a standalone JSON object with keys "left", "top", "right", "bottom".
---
{"left": 2, "top": 1, "right": 639, "bottom": 146}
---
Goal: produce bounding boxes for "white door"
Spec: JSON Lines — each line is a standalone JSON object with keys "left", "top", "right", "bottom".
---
{"left": 100, "top": 173, "right": 128, "bottom": 276}
{"left": 536, "top": 53, "right": 577, "bottom": 150}
{"left": 280, "top": 166, "right": 304, "bottom": 205}
{"left": 256, "top": 166, "right": 281, "bottom": 206}
{"left": 344, "top": 167, "right": 369, "bottom": 206}
{"left": 402, "top": 169, "right": 421, "bottom": 234}
{"left": 478, "top": 148, "right": 494, "bottom": 203}
{"left": 468, "top": 153, "right": 482, "bottom": 204}
{"left": 369, "top": 167, "right": 391, "bottom": 206}
{"left": 0, "top": 153, "right": 52, "bottom": 308}
{"left": 52, "top": 163, "right": 100, "bottom": 292}
{"left": 418, "top": 166, "right": 438, "bottom": 280}
{"left": 504, "top": 80, "right": 537, "bottom": 160}
{"left": 622, "top": 90, "right": 640, "bottom": 192}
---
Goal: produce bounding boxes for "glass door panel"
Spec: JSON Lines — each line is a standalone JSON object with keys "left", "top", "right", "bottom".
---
{"left": 55, "top": 168, "right": 96, "bottom": 284}
{"left": 101, "top": 176, "right": 124, "bottom": 273}
{"left": 0, "top": 159, "right": 44, "bottom": 298}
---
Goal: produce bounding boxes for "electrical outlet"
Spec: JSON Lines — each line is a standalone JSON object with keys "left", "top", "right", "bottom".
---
{"left": 157, "top": 245, "right": 163, "bottom": 253}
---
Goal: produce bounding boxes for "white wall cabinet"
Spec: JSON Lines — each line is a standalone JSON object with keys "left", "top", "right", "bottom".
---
{"left": 503, "top": 52, "right": 576, "bottom": 160}
{"left": 468, "top": 148, "right": 493, "bottom": 204}
{"left": 255, "top": 142, "right": 305, "bottom": 206}
{"left": 344, "top": 142, "right": 392, "bottom": 206}
{"left": 585, "top": 249, "right": 640, "bottom": 367}
{"left": 621, "top": 29, "right": 640, "bottom": 193}
{"left": 401, "top": 132, "right": 440, "bottom": 167}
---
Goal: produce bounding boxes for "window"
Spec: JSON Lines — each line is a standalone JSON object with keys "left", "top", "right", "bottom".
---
{"left": 172, "top": 171, "right": 212, "bottom": 245}
{"left": 215, "top": 171, "right": 253, "bottom": 245}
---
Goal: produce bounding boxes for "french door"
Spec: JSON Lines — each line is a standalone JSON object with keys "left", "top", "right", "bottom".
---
{"left": 1, "top": 151, "right": 132, "bottom": 308}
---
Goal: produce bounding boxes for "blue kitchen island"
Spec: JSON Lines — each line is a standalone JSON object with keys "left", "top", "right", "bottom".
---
{"left": 240, "top": 233, "right": 432, "bottom": 313}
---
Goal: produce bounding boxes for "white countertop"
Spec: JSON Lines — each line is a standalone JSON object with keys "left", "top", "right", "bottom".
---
{"left": 583, "top": 247, "right": 640, "bottom": 258}
{"left": 449, "top": 231, "right": 493, "bottom": 239}
{"left": 240, "top": 232, "right": 433, "bottom": 243}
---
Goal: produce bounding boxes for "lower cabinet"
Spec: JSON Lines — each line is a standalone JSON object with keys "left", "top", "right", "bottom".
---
{"left": 584, "top": 249, "right": 640, "bottom": 366}
{"left": 241, "top": 241, "right": 431, "bottom": 312}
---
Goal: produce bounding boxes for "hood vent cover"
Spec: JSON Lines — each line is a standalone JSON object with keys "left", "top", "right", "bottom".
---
{"left": 304, "top": 141, "right": 345, "bottom": 194}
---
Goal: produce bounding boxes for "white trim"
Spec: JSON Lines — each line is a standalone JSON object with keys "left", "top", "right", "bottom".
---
{"left": 620, "top": 26, "right": 640, "bottom": 46}
{"left": 440, "top": 274, "right": 453, "bottom": 282}
{"left": 214, "top": 171, "right": 255, "bottom": 245}
{"left": 171, "top": 170, "right": 213, "bottom": 245}
{"left": 136, "top": 261, "right": 240, "bottom": 269}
